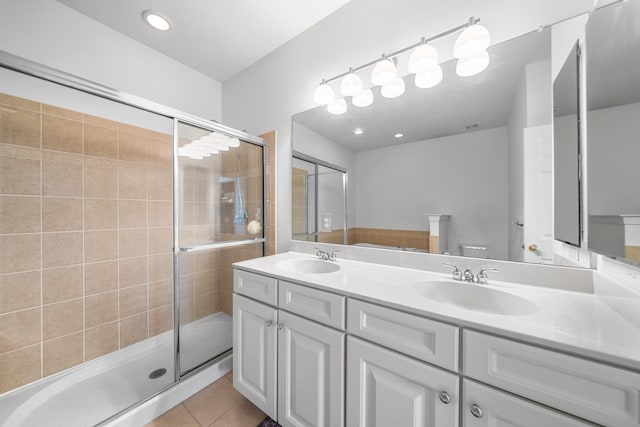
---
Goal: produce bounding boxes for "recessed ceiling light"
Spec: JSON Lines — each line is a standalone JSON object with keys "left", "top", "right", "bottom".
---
{"left": 394, "top": 133, "right": 404, "bottom": 138}
{"left": 142, "top": 10, "right": 171, "bottom": 31}
{"left": 353, "top": 128, "right": 364, "bottom": 135}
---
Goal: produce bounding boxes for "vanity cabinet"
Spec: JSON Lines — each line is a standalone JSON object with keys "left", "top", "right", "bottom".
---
{"left": 233, "top": 270, "right": 345, "bottom": 427}
{"left": 346, "top": 335, "right": 459, "bottom": 427}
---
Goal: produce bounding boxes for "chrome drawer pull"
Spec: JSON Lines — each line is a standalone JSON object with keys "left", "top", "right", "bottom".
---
{"left": 470, "top": 404, "right": 483, "bottom": 418}
{"left": 439, "top": 391, "right": 451, "bottom": 404}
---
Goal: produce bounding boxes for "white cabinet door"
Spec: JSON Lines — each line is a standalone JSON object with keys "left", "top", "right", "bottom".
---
{"left": 233, "top": 294, "right": 278, "bottom": 420}
{"left": 463, "top": 380, "right": 594, "bottom": 427}
{"left": 347, "top": 336, "right": 458, "bottom": 427}
{"left": 278, "top": 310, "right": 344, "bottom": 427}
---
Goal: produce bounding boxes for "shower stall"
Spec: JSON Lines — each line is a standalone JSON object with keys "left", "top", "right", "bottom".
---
{"left": 0, "top": 52, "right": 267, "bottom": 426}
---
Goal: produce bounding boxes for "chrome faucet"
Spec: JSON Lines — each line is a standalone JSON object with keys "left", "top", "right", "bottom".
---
{"left": 443, "top": 263, "right": 462, "bottom": 281}
{"left": 314, "top": 247, "right": 339, "bottom": 261}
{"left": 443, "top": 263, "right": 499, "bottom": 284}
{"left": 462, "top": 268, "right": 476, "bottom": 283}
{"left": 476, "top": 267, "right": 499, "bottom": 284}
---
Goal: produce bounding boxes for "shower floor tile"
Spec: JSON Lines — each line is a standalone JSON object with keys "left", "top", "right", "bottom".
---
{"left": 145, "top": 372, "right": 265, "bottom": 427}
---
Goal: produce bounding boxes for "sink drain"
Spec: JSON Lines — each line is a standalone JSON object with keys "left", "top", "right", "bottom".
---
{"left": 149, "top": 368, "right": 167, "bottom": 379}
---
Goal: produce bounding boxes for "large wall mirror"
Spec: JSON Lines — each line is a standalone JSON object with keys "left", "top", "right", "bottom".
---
{"left": 292, "top": 26, "right": 589, "bottom": 268}
{"left": 586, "top": 0, "right": 640, "bottom": 266}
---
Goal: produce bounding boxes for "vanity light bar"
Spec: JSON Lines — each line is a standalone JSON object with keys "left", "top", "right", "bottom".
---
{"left": 321, "top": 17, "right": 480, "bottom": 85}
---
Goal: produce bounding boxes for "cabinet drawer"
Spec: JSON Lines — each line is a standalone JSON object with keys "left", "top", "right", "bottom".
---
{"left": 347, "top": 299, "right": 459, "bottom": 372}
{"left": 234, "top": 269, "right": 278, "bottom": 306}
{"left": 464, "top": 330, "right": 640, "bottom": 427}
{"left": 464, "top": 379, "right": 594, "bottom": 426}
{"left": 278, "top": 281, "right": 345, "bottom": 330}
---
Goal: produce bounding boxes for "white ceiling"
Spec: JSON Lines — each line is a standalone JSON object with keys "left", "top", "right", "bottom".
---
{"left": 294, "top": 29, "right": 551, "bottom": 152}
{"left": 55, "top": 0, "right": 352, "bottom": 82}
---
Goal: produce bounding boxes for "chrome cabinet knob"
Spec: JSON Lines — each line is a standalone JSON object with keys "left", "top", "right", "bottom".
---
{"left": 438, "top": 391, "right": 451, "bottom": 404}
{"left": 265, "top": 320, "right": 273, "bottom": 327}
{"left": 277, "top": 323, "right": 284, "bottom": 330}
{"left": 470, "top": 404, "right": 483, "bottom": 418}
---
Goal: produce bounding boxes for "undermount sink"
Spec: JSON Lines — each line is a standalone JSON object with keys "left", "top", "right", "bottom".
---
{"left": 277, "top": 259, "right": 341, "bottom": 274}
{"left": 412, "top": 280, "right": 539, "bottom": 316}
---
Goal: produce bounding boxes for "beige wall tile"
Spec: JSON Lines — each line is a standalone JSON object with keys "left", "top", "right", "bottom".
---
{"left": 85, "top": 261, "right": 118, "bottom": 295}
{"left": 43, "top": 298, "right": 83, "bottom": 340}
{"left": 148, "top": 227, "right": 172, "bottom": 255}
{"left": 0, "top": 345, "right": 41, "bottom": 394}
{"left": 85, "top": 291, "right": 118, "bottom": 328}
{"left": 0, "top": 155, "right": 41, "bottom": 195}
{"left": 222, "top": 291, "right": 232, "bottom": 316}
{"left": 149, "top": 280, "right": 172, "bottom": 309}
{"left": 149, "top": 305, "right": 172, "bottom": 336}
{"left": 120, "top": 312, "right": 148, "bottom": 348}
{"left": 0, "top": 234, "right": 41, "bottom": 274}
{"left": 194, "top": 272, "right": 212, "bottom": 296}
{"left": 84, "top": 124, "right": 117, "bottom": 159}
{"left": 119, "top": 123, "right": 147, "bottom": 136}
{"left": 42, "top": 104, "right": 82, "bottom": 121}
{"left": 119, "top": 131, "right": 148, "bottom": 164}
{"left": 149, "top": 253, "right": 173, "bottom": 282}
{"left": 42, "top": 156, "right": 83, "bottom": 197}
{"left": 148, "top": 170, "right": 172, "bottom": 201}
{"left": 84, "top": 198, "right": 117, "bottom": 230}
{"left": 119, "top": 228, "right": 147, "bottom": 258}
{"left": 0, "top": 93, "right": 40, "bottom": 111}
{"left": 42, "top": 232, "right": 82, "bottom": 268}
{"left": 149, "top": 138, "right": 172, "bottom": 168}
{"left": 85, "top": 230, "right": 118, "bottom": 263}
{"left": 42, "top": 265, "right": 83, "bottom": 304}
{"left": 119, "top": 200, "right": 147, "bottom": 229}
{"left": 43, "top": 332, "right": 83, "bottom": 376}
{"left": 179, "top": 297, "right": 193, "bottom": 324}
{"left": 84, "top": 160, "right": 117, "bottom": 198}
{"left": 119, "top": 256, "right": 147, "bottom": 288}
{"left": 195, "top": 293, "right": 214, "bottom": 319}
{"left": 0, "top": 195, "right": 40, "bottom": 234}
{"left": 0, "top": 271, "right": 40, "bottom": 314}
{"left": 148, "top": 201, "right": 172, "bottom": 228}
{"left": 119, "top": 163, "right": 147, "bottom": 200}
{"left": 119, "top": 284, "right": 148, "bottom": 318}
{"left": 85, "top": 321, "right": 118, "bottom": 361}
{"left": 84, "top": 114, "right": 117, "bottom": 129}
{"left": 42, "top": 197, "right": 83, "bottom": 232}
{"left": 0, "top": 308, "right": 41, "bottom": 353}
{"left": 42, "top": 114, "right": 83, "bottom": 154}
{"left": 0, "top": 107, "right": 40, "bottom": 148}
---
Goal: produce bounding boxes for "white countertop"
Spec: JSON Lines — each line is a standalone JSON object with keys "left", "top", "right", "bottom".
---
{"left": 234, "top": 251, "right": 640, "bottom": 371}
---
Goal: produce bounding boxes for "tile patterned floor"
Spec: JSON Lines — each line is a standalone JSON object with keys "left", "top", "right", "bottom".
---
{"left": 145, "top": 372, "right": 266, "bottom": 427}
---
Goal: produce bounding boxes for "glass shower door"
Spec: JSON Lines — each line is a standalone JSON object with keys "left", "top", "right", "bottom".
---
{"left": 175, "top": 121, "right": 265, "bottom": 376}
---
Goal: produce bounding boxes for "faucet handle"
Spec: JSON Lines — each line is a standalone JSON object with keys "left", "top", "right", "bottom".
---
{"left": 476, "top": 267, "right": 499, "bottom": 284}
{"left": 442, "top": 263, "right": 462, "bottom": 281}
{"left": 329, "top": 250, "right": 340, "bottom": 261}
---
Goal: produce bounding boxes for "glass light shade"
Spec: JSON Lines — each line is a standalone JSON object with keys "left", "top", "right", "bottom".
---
{"left": 227, "top": 137, "right": 241, "bottom": 147}
{"left": 327, "top": 98, "right": 347, "bottom": 115}
{"left": 380, "top": 77, "right": 405, "bottom": 99}
{"left": 340, "top": 72, "right": 364, "bottom": 97}
{"left": 414, "top": 65, "right": 443, "bottom": 88}
{"left": 456, "top": 50, "right": 490, "bottom": 77}
{"left": 313, "top": 83, "right": 335, "bottom": 105}
{"left": 454, "top": 24, "right": 491, "bottom": 58}
{"left": 408, "top": 44, "right": 439, "bottom": 74}
{"left": 371, "top": 59, "right": 397, "bottom": 86}
{"left": 142, "top": 10, "right": 171, "bottom": 31}
{"left": 352, "top": 88, "right": 374, "bottom": 107}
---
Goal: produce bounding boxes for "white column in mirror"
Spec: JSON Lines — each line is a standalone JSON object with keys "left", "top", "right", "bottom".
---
{"left": 427, "top": 215, "right": 450, "bottom": 254}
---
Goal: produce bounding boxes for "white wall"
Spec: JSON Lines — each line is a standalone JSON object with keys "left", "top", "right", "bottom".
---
{"left": 222, "top": 0, "right": 593, "bottom": 252}
{"left": 355, "top": 127, "right": 509, "bottom": 260}
{"left": 0, "top": 0, "right": 222, "bottom": 120}
{"left": 588, "top": 102, "right": 640, "bottom": 214}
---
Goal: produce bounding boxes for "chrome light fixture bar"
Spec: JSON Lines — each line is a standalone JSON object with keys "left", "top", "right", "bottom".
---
{"left": 313, "top": 17, "right": 491, "bottom": 114}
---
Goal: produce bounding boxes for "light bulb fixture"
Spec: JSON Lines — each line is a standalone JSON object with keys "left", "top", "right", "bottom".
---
{"left": 408, "top": 43, "right": 439, "bottom": 74}
{"left": 352, "top": 88, "right": 374, "bottom": 107}
{"left": 142, "top": 10, "right": 171, "bottom": 31}
{"left": 371, "top": 57, "right": 397, "bottom": 86}
{"left": 381, "top": 77, "right": 405, "bottom": 99}
{"left": 313, "top": 80, "right": 335, "bottom": 106}
{"left": 454, "top": 22, "right": 490, "bottom": 59}
{"left": 340, "top": 70, "right": 364, "bottom": 97}
{"left": 327, "top": 98, "right": 347, "bottom": 115}
{"left": 314, "top": 17, "right": 489, "bottom": 112}
{"left": 415, "top": 65, "right": 443, "bottom": 89}
{"left": 456, "top": 50, "right": 490, "bottom": 77}
{"left": 394, "top": 133, "right": 404, "bottom": 138}
{"left": 227, "top": 137, "right": 241, "bottom": 148}
{"left": 353, "top": 128, "right": 364, "bottom": 135}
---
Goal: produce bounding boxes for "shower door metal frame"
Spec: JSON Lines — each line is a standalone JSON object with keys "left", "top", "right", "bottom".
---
{"left": 292, "top": 151, "right": 348, "bottom": 245}
{"left": 0, "top": 49, "right": 269, "bottom": 424}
